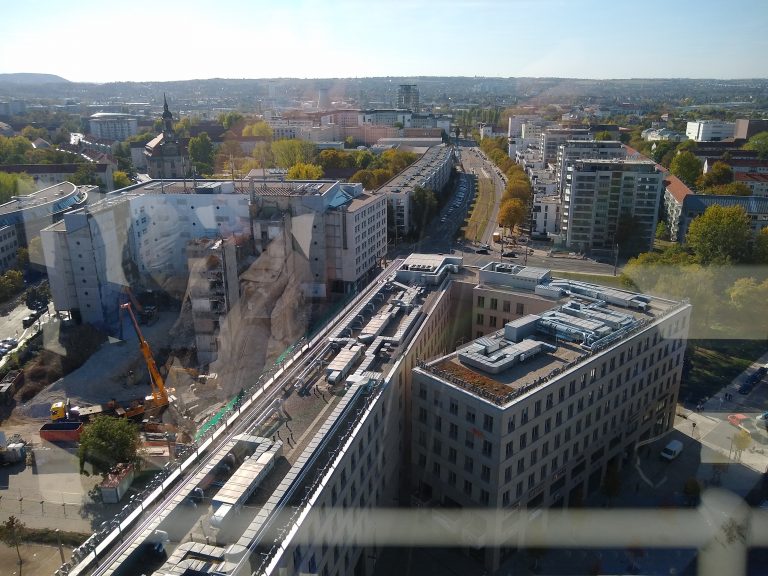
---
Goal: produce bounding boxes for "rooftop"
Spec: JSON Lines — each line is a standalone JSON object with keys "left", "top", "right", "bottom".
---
{"left": 420, "top": 272, "right": 684, "bottom": 407}
{"left": 377, "top": 144, "right": 453, "bottom": 195}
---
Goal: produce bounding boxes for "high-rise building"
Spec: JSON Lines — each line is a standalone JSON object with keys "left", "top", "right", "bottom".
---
{"left": 88, "top": 112, "right": 138, "bottom": 141}
{"left": 397, "top": 84, "right": 420, "bottom": 112}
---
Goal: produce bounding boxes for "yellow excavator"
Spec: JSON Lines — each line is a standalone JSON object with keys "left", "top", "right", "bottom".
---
{"left": 50, "top": 303, "right": 170, "bottom": 423}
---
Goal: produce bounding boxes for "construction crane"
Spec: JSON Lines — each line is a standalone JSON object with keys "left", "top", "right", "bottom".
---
{"left": 121, "top": 302, "right": 169, "bottom": 413}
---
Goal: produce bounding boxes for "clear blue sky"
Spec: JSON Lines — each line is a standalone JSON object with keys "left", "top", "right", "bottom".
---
{"left": 2, "top": 0, "right": 766, "bottom": 82}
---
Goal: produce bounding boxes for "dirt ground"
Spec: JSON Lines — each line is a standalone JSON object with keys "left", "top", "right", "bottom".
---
{"left": 0, "top": 542, "right": 73, "bottom": 576}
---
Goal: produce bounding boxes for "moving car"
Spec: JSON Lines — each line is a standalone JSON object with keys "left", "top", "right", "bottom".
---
{"left": 475, "top": 248, "right": 490, "bottom": 255}
{"left": 502, "top": 251, "right": 517, "bottom": 258}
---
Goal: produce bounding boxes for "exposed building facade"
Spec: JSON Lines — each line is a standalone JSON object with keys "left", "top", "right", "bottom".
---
{"left": 397, "top": 84, "right": 420, "bottom": 112}
{"left": 685, "top": 120, "right": 735, "bottom": 142}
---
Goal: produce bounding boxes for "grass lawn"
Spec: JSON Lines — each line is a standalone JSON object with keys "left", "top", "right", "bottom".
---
{"left": 680, "top": 339, "right": 766, "bottom": 403}
{"left": 462, "top": 177, "right": 494, "bottom": 242}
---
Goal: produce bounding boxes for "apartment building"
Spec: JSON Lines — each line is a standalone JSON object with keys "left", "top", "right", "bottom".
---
{"left": 685, "top": 120, "right": 735, "bottom": 142}
{"left": 377, "top": 145, "right": 455, "bottom": 238}
{"left": 735, "top": 172, "right": 768, "bottom": 196}
{"left": 674, "top": 194, "right": 768, "bottom": 244}
{"left": 531, "top": 195, "right": 561, "bottom": 236}
{"left": 411, "top": 261, "right": 691, "bottom": 570}
{"left": 88, "top": 112, "right": 138, "bottom": 141}
{"left": 555, "top": 140, "right": 626, "bottom": 196}
{"left": 540, "top": 127, "right": 592, "bottom": 165}
{"left": 559, "top": 159, "right": 663, "bottom": 253}
{"left": 662, "top": 174, "right": 694, "bottom": 241}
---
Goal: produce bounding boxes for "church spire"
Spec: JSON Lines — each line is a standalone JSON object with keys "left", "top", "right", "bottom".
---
{"left": 162, "top": 93, "right": 174, "bottom": 135}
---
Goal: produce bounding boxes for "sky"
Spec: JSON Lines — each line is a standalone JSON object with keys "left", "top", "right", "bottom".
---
{"left": 1, "top": 0, "right": 767, "bottom": 83}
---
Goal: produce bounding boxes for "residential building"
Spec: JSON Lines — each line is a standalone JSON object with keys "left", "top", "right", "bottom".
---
{"left": 532, "top": 195, "right": 561, "bottom": 236}
{"left": 88, "top": 112, "right": 138, "bottom": 141}
{"left": 674, "top": 195, "right": 768, "bottom": 244}
{"left": 662, "top": 175, "right": 694, "bottom": 241}
{"left": 735, "top": 172, "right": 768, "bottom": 197}
{"left": 685, "top": 120, "right": 735, "bottom": 142}
{"left": 411, "top": 261, "right": 691, "bottom": 570}
{"left": 397, "top": 84, "right": 420, "bottom": 112}
{"left": 359, "top": 109, "right": 412, "bottom": 128}
{"left": 703, "top": 157, "right": 768, "bottom": 175}
{"left": 377, "top": 145, "right": 455, "bottom": 238}
{"left": 555, "top": 140, "right": 626, "bottom": 196}
{"left": 559, "top": 159, "right": 663, "bottom": 253}
{"left": 640, "top": 127, "right": 687, "bottom": 142}
{"left": 540, "top": 128, "right": 591, "bottom": 165}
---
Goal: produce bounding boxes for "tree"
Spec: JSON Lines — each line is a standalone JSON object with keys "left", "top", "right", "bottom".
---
{"left": 410, "top": 186, "right": 438, "bottom": 235}
{"left": 113, "top": 170, "right": 131, "bottom": 190}
{"left": 286, "top": 162, "right": 324, "bottom": 180}
{"left": 699, "top": 182, "right": 751, "bottom": 196}
{"left": 71, "top": 163, "right": 98, "bottom": 187}
{"left": 743, "top": 131, "right": 768, "bottom": 160}
{"left": 349, "top": 169, "right": 376, "bottom": 189}
{"left": 15, "top": 247, "right": 29, "bottom": 271}
{"left": 271, "top": 139, "right": 316, "bottom": 168}
{"left": 0, "top": 171, "right": 35, "bottom": 202}
{"left": 188, "top": 132, "right": 214, "bottom": 175}
{"left": 728, "top": 277, "right": 768, "bottom": 335}
{"left": 218, "top": 111, "right": 244, "bottom": 130}
{"left": 655, "top": 221, "right": 670, "bottom": 241}
{"left": 241, "top": 121, "right": 273, "bottom": 138}
{"left": 733, "top": 428, "right": 752, "bottom": 460}
{"left": 753, "top": 227, "right": 768, "bottom": 264}
{"left": 498, "top": 198, "right": 526, "bottom": 233}
{"left": 670, "top": 151, "right": 702, "bottom": 188}
{"left": 686, "top": 204, "right": 752, "bottom": 264}
{"left": 594, "top": 130, "right": 613, "bottom": 141}
{"left": 21, "top": 125, "right": 49, "bottom": 141}
{"left": 78, "top": 416, "right": 141, "bottom": 476}
{"left": 0, "top": 515, "right": 26, "bottom": 564}
{"left": 696, "top": 161, "right": 733, "bottom": 189}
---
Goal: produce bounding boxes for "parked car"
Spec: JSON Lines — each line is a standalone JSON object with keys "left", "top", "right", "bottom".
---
{"left": 479, "top": 243, "right": 491, "bottom": 250}
{"left": 475, "top": 248, "right": 490, "bottom": 255}
{"left": 660, "top": 440, "right": 683, "bottom": 461}
{"left": 502, "top": 251, "right": 517, "bottom": 258}
{"left": 737, "top": 381, "right": 755, "bottom": 395}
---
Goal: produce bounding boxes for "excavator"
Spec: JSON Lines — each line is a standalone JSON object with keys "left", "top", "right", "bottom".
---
{"left": 49, "top": 303, "right": 171, "bottom": 423}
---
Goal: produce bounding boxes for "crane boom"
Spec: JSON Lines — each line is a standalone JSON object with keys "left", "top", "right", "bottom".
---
{"left": 121, "top": 302, "right": 168, "bottom": 409}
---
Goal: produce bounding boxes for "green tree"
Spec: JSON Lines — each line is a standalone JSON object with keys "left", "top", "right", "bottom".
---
{"left": 271, "top": 139, "right": 316, "bottom": 168}
{"left": 0, "top": 172, "right": 35, "bottom": 202}
{"left": 670, "top": 151, "right": 702, "bottom": 188}
{"left": 286, "top": 162, "right": 324, "bottom": 180}
{"left": 78, "top": 416, "right": 141, "bottom": 476}
{"left": 699, "top": 182, "right": 751, "bottom": 196}
{"left": 743, "top": 131, "right": 768, "bottom": 160}
{"left": 0, "top": 135, "right": 34, "bottom": 164}
{"left": 188, "top": 132, "right": 214, "bottom": 175}
{"left": 242, "top": 121, "right": 273, "bottom": 138}
{"left": 21, "top": 125, "right": 49, "bottom": 141}
{"left": 696, "top": 161, "right": 733, "bottom": 189}
{"left": 15, "top": 247, "right": 29, "bottom": 270}
{"left": 686, "top": 205, "right": 752, "bottom": 264}
{"left": 498, "top": 198, "right": 526, "bottom": 233}
{"left": 410, "top": 186, "right": 438, "bottom": 235}
{"left": 219, "top": 111, "right": 244, "bottom": 130}
{"left": 594, "top": 130, "right": 613, "bottom": 141}
{"left": 113, "top": 170, "right": 131, "bottom": 189}
{"left": 71, "top": 163, "right": 98, "bottom": 187}
{"left": 728, "top": 277, "right": 768, "bottom": 336}
{"left": 655, "top": 221, "right": 670, "bottom": 241}
{"left": 0, "top": 515, "right": 26, "bottom": 564}
{"left": 753, "top": 227, "right": 768, "bottom": 264}
{"left": 349, "top": 169, "right": 375, "bottom": 189}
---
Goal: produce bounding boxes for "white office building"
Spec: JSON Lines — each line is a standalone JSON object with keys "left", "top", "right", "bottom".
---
{"left": 88, "top": 112, "right": 138, "bottom": 141}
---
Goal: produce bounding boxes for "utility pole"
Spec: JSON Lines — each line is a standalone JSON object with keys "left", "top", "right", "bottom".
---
{"left": 613, "top": 243, "right": 619, "bottom": 276}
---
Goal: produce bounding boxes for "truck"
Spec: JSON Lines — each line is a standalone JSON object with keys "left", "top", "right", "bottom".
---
{"left": 492, "top": 232, "right": 502, "bottom": 244}
{"left": 50, "top": 399, "right": 128, "bottom": 422}
{"left": 39, "top": 421, "right": 83, "bottom": 442}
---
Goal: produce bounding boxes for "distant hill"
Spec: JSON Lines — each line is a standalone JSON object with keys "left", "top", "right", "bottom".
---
{"left": 0, "top": 73, "right": 70, "bottom": 84}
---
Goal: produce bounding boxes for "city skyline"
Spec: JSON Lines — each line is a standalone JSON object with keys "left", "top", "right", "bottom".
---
{"left": 1, "top": 0, "right": 767, "bottom": 83}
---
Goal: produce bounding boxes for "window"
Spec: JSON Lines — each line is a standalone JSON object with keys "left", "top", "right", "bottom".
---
{"left": 464, "top": 480, "right": 472, "bottom": 495}
{"left": 481, "top": 465, "right": 491, "bottom": 482}
{"left": 483, "top": 413, "right": 494, "bottom": 432}
{"left": 505, "top": 441, "right": 514, "bottom": 458}
{"left": 482, "top": 440, "right": 493, "bottom": 457}
{"left": 517, "top": 458, "right": 525, "bottom": 474}
{"left": 449, "top": 422, "right": 458, "bottom": 439}
{"left": 503, "top": 301, "right": 511, "bottom": 313}
{"left": 464, "top": 455, "right": 474, "bottom": 473}
{"left": 418, "top": 407, "right": 427, "bottom": 423}
{"left": 449, "top": 399, "right": 458, "bottom": 416}
{"left": 476, "top": 313, "right": 484, "bottom": 325}
{"left": 466, "top": 409, "right": 476, "bottom": 424}
{"left": 477, "top": 296, "right": 485, "bottom": 308}
{"left": 448, "top": 446, "right": 457, "bottom": 463}
{"left": 490, "top": 298, "right": 498, "bottom": 310}
{"left": 507, "top": 415, "right": 515, "bottom": 433}
{"left": 448, "top": 470, "right": 457, "bottom": 486}
{"left": 519, "top": 432, "right": 527, "bottom": 449}
{"left": 480, "top": 490, "right": 490, "bottom": 505}
{"left": 534, "top": 400, "right": 542, "bottom": 417}
{"left": 516, "top": 302, "right": 524, "bottom": 315}
{"left": 465, "top": 431, "right": 475, "bottom": 449}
